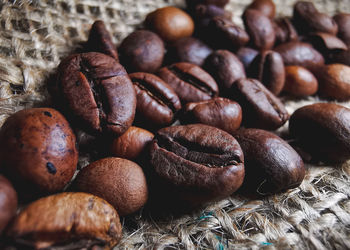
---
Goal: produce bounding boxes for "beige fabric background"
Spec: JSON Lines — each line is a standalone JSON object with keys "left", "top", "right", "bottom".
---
{"left": 0, "top": 0, "right": 350, "bottom": 249}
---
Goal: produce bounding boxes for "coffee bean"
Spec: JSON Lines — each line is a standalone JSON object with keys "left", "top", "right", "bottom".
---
{"left": 57, "top": 52, "right": 136, "bottom": 136}
{"left": 333, "top": 13, "right": 350, "bottom": 47}
{"left": 149, "top": 124, "right": 244, "bottom": 207}
{"left": 192, "top": 4, "right": 232, "bottom": 31}
{"left": 186, "top": 0, "right": 229, "bottom": 10}
{"left": 6, "top": 192, "right": 122, "bottom": 249}
{"left": 85, "top": 20, "right": 119, "bottom": 61}
{"left": 249, "top": 50, "right": 285, "bottom": 96}
{"left": 181, "top": 97, "right": 242, "bottom": 134}
{"left": 243, "top": 9, "right": 275, "bottom": 50}
{"left": 145, "top": 7, "right": 194, "bottom": 42}
{"left": 307, "top": 32, "right": 347, "bottom": 59}
{"left": 293, "top": 1, "right": 338, "bottom": 35}
{"left": 283, "top": 66, "right": 318, "bottom": 97}
{"left": 119, "top": 30, "right": 164, "bottom": 73}
{"left": 0, "top": 175, "right": 17, "bottom": 235}
{"left": 130, "top": 72, "right": 182, "bottom": 127}
{"left": 157, "top": 62, "right": 218, "bottom": 104}
{"left": 234, "top": 128, "right": 305, "bottom": 195}
{"left": 229, "top": 78, "right": 289, "bottom": 130}
{"left": 274, "top": 17, "right": 298, "bottom": 45}
{"left": 203, "top": 50, "right": 246, "bottom": 91}
{"left": 289, "top": 103, "right": 350, "bottom": 163}
{"left": 236, "top": 47, "right": 259, "bottom": 71}
{"left": 246, "top": 0, "right": 276, "bottom": 19}
{"left": 316, "top": 64, "right": 350, "bottom": 101}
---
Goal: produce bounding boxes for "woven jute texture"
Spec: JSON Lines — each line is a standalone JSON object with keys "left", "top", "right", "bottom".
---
{"left": 1, "top": 0, "right": 350, "bottom": 249}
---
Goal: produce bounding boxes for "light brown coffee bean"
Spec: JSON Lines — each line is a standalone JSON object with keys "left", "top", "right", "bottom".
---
{"left": 283, "top": 66, "right": 318, "bottom": 97}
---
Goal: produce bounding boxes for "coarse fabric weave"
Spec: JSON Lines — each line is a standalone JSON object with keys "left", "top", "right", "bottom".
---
{"left": 0, "top": 0, "right": 350, "bottom": 249}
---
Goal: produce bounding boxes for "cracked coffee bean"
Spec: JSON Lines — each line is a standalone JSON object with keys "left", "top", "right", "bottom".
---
{"left": 157, "top": 62, "right": 218, "bottom": 104}
{"left": 57, "top": 52, "right": 136, "bottom": 136}
{"left": 246, "top": 0, "right": 276, "bottom": 19}
{"left": 0, "top": 175, "right": 17, "bottom": 235}
{"left": 283, "top": 66, "right": 318, "bottom": 97}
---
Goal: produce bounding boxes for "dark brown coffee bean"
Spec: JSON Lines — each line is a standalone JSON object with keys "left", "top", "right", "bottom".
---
{"left": 283, "top": 66, "right": 318, "bottom": 97}
{"left": 234, "top": 128, "right": 305, "bottom": 195}
{"left": 316, "top": 64, "right": 350, "bottom": 101}
{"left": 293, "top": 1, "right": 338, "bottom": 35}
{"left": 157, "top": 62, "right": 218, "bottom": 104}
{"left": 119, "top": 30, "right": 164, "bottom": 73}
{"left": 129, "top": 72, "right": 182, "bottom": 127}
{"left": 192, "top": 4, "right": 232, "bottom": 30}
{"left": 229, "top": 78, "right": 289, "bottom": 130}
{"left": 274, "top": 17, "right": 298, "bottom": 45}
{"left": 149, "top": 124, "right": 244, "bottom": 207}
{"left": 236, "top": 47, "right": 259, "bottom": 71}
{"left": 57, "top": 52, "right": 136, "bottom": 136}
{"left": 181, "top": 97, "right": 242, "bottom": 134}
{"left": 274, "top": 42, "right": 325, "bottom": 73}
{"left": 243, "top": 9, "right": 276, "bottom": 50}
{"left": 166, "top": 37, "right": 213, "bottom": 66}
{"left": 249, "top": 50, "right": 285, "bottom": 96}
{"left": 85, "top": 20, "right": 119, "bottom": 61}
{"left": 0, "top": 175, "right": 17, "bottom": 235}
{"left": 307, "top": 32, "right": 347, "bottom": 58}
{"left": 334, "top": 13, "right": 350, "bottom": 46}
{"left": 289, "top": 103, "right": 350, "bottom": 163}
{"left": 203, "top": 50, "right": 246, "bottom": 91}
{"left": 145, "top": 7, "right": 194, "bottom": 42}
{"left": 186, "top": 0, "right": 229, "bottom": 9}
{"left": 328, "top": 50, "right": 350, "bottom": 66}
{"left": 0, "top": 108, "right": 78, "bottom": 197}
{"left": 246, "top": 0, "right": 276, "bottom": 19}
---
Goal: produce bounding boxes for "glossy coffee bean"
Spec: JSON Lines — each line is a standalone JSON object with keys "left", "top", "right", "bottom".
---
{"left": 234, "top": 128, "right": 305, "bottom": 195}
{"left": 0, "top": 108, "right": 78, "bottom": 197}
{"left": 145, "top": 7, "right": 194, "bottom": 42}
{"left": 204, "top": 50, "right": 246, "bottom": 91}
{"left": 249, "top": 50, "right": 285, "bottom": 95}
{"left": 166, "top": 37, "right": 213, "bottom": 66}
{"left": 243, "top": 9, "right": 275, "bottom": 50}
{"left": 186, "top": 0, "right": 229, "bottom": 9}
{"left": 85, "top": 20, "right": 119, "bottom": 61}
{"left": 130, "top": 72, "right": 181, "bottom": 127}
{"left": 157, "top": 62, "right": 218, "bottom": 104}
{"left": 246, "top": 0, "right": 276, "bottom": 19}
{"left": 181, "top": 97, "right": 242, "bottom": 134}
{"left": 119, "top": 30, "right": 164, "bottom": 73}
{"left": 307, "top": 32, "right": 347, "bottom": 58}
{"left": 334, "top": 13, "right": 350, "bottom": 46}
{"left": 229, "top": 78, "right": 289, "bottom": 130}
{"left": 274, "top": 17, "right": 298, "bottom": 45}
{"left": 293, "top": 1, "right": 338, "bottom": 35}
{"left": 149, "top": 124, "right": 244, "bottom": 207}
{"left": 316, "top": 64, "right": 350, "bottom": 101}
{"left": 0, "top": 175, "right": 17, "bottom": 234}
{"left": 289, "top": 103, "right": 350, "bottom": 163}
{"left": 283, "top": 66, "right": 318, "bottom": 97}
{"left": 74, "top": 158, "right": 148, "bottom": 216}
{"left": 274, "top": 42, "right": 325, "bottom": 73}
{"left": 57, "top": 52, "right": 136, "bottom": 136}
{"left": 7, "top": 192, "right": 122, "bottom": 249}
{"left": 192, "top": 4, "right": 232, "bottom": 30}
{"left": 236, "top": 47, "right": 259, "bottom": 71}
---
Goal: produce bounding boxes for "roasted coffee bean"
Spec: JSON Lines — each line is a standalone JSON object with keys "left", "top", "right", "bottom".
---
{"left": 249, "top": 50, "right": 285, "bottom": 95}
{"left": 0, "top": 175, "right": 17, "bottom": 235}
{"left": 204, "top": 50, "right": 246, "bottom": 91}
{"left": 186, "top": 0, "right": 229, "bottom": 10}
{"left": 181, "top": 97, "right": 242, "bottom": 134}
{"left": 129, "top": 72, "right": 181, "bottom": 127}
{"left": 110, "top": 126, "right": 154, "bottom": 160}
{"left": 149, "top": 124, "right": 244, "bottom": 207}
{"left": 119, "top": 30, "right": 164, "bottom": 73}
{"left": 229, "top": 78, "right": 289, "bottom": 130}
{"left": 234, "top": 128, "right": 305, "bottom": 195}
{"left": 7, "top": 192, "right": 122, "bottom": 249}
{"left": 307, "top": 32, "right": 347, "bottom": 58}
{"left": 246, "top": 0, "right": 276, "bottom": 19}
{"left": 0, "top": 108, "right": 78, "bottom": 197}
{"left": 274, "top": 17, "right": 298, "bottom": 45}
{"left": 334, "top": 13, "right": 350, "bottom": 46}
{"left": 236, "top": 47, "right": 259, "bottom": 71}
{"left": 316, "top": 64, "right": 350, "bottom": 101}
{"left": 192, "top": 4, "right": 232, "bottom": 30}
{"left": 166, "top": 37, "right": 213, "bottom": 66}
{"left": 74, "top": 158, "right": 148, "bottom": 216}
{"left": 57, "top": 52, "right": 136, "bottom": 136}
{"left": 145, "top": 7, "right": 194, "bottom": 42}
{"left": 283, "top": 66, "right": 318, "bottom": 97}
{"left": 243, "top": 9, "right": 275, "bottom": 50}
{"left": 289, "top": 103, "right": 350, "bottom": 163}
{"left": 328, "top": 50, "right": 350, "bottom": 66}
{"left": 274, "top": 42, "right": 325, "bottom": 73}
{"left": 293, "top": 1, "right": 338, "bottom": 35}
{"left": 157, "top": 62, "right": 218, "bottom": 104}
{"left": 85, "top": 20, "right": 119, "bottom": 61}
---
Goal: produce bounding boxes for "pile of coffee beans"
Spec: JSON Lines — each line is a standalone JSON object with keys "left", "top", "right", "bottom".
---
{"left": 1, "top": 0, "right": 350, "bottom": 248}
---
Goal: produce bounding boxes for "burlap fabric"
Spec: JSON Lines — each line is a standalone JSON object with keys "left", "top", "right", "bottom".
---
{"left": 0, "top": 0, "right": 350, "bottom": 249}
